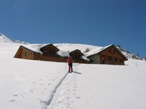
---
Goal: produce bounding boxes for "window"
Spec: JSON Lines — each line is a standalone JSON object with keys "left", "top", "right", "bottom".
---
{"left": 43, "top": 50, "right": 55, "bottom": 55}
{"left": 102, "top": 55, "right": 105, "bottom": 57}
{"left": 109, "top": 49, "right": 112, "bottom": 53}
{"left": 48, "top": 51, "right": 53, "bottom": 55}
{"left": 108, "top": 56, "right": 112, "bottom": 61}
{"left": 72, "top": 54, "right": 79, "bottom": 59}
{"left": 120, "top": 59, "right": 123, "bottom": 63}
{"left": 113, "top": 50, "right": 116, "bottom": 54}
{"left": 25, "top": 52, "right": 29, "bottom": 56}
{"left": 115, "top": 58, "right": 117, "bottom": 62}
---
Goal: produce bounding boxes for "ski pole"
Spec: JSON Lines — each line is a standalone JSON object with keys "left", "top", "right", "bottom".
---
{"left": 74, "top": 63, "right": 77, "bottom": 72}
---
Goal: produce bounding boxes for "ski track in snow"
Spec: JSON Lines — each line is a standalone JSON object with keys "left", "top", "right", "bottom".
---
{"left": 41, "top": 69, "right": 80, "bottom": 109}
{"left": 46, "top": 71, "right": 80, "bottom": 109}
{"left": 41, "top": 71, "right": 69, "bottom": 109}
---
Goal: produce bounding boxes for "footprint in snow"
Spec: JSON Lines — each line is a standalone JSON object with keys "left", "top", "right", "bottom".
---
{"left": 44, "top": 88, "right": 47, "bottom": 90}
{"left": 9, "top": 100, "right": 15, "bottom": 102}
{"left": 13, "top": 94, "right": 18, "bottom": 97}
{"left": 57, "top": 100, "right": 61, "bottom": 104}
{"left": 67, "top": 105, "right": 70, "bottom": 108}
{"left": 73, "top": 89, "right": 76, "bottom": 91}
{"left": 76, "top": 96, "right": 80, "bottom": 99}
{"left": 32, "top": 82, "right": 36, "bottom": 84}
{"left": 29, "top": 89, "right": 34, "bottom": 92}
{"left": 73, "top": 93, "right": 76, "bottom": 96}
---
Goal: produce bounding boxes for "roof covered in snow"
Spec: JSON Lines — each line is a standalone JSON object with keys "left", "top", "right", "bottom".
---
{"left": 85, "top": 44, "right": 113, "bottom": 57}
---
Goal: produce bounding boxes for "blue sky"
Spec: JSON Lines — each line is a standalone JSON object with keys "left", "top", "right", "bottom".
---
{"left": 0, "top": 0, "right": 146, "bottom": 57}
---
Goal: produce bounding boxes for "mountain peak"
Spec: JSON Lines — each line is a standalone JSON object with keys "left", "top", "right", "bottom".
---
{"left": 0, "top": 33, "right": 14, "bottom": 43}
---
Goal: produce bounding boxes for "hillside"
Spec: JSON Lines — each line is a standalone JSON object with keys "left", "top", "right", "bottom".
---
{"left": 0, "top": 33, "right": 29, "bottom": 44}
{"left": 0, "top": 33, "right": 14, "bottom": 43}
{"left": 0, "top": 40, "right": 146, "bottom": 109}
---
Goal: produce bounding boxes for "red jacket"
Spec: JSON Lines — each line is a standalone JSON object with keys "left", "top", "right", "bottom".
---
{"left": 68, "top": 56, "right": 73, "bottom": 64}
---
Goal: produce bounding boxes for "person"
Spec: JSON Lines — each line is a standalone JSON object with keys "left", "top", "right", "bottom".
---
{"left": 101, "top": 56, "right": 105, "bottom": 64}
{"left": 67, "top": 55, "right": 73, "bottom": 73}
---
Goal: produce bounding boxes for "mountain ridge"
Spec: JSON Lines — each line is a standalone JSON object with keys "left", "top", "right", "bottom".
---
{"left": 0, "top": 33, "right": 29, "bottom": 44}
{"left": 0, "top": 33, "right": 14, "bottom": 43}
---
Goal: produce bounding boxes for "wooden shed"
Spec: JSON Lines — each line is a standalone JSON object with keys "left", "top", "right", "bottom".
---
{"left": 39, "top": 44, "right": 68, "bottom": 62}
{"left": 40, "top": 44, "right": 59, "bottom": 56}
{"left": 14, "top": 44, "right": 66, "bottom": 62}
{"left": 14, "top": 45, "right": 41, "bottom": 60}
{"left": 70, "top": 49, "right": 89, "bottom": 63}
{"left": 86, "top": 44, "right": 128, "bottom": 65}
{"left": 14, "top": 44, "right": 90, "bottom": 63}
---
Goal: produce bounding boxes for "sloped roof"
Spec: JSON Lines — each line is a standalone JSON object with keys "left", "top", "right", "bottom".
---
{"left": 70, "top": 49, "right": 84, "bottom": 56}
{"left": 40, "top": 44, "right": 59, "bottom": 52}
{"left": 85, "top": 44, "right": 112, "bottom": 57}
{"left": 57, "top": 50, "right": 69, "bottom": 57}
{"left": 57, "top": 49, "right": 84, "bottom": 57}
{"left": 55, "top": 43, "right": 98, "bottom": 53}
{"left": 18, "top": 43, "right": 60, "bottom": 54}
{"left": 20, "top": 44, "right": 43, "bottom": 54}
{"left": 85, "top": 44, "right": 128, "bottom": 60}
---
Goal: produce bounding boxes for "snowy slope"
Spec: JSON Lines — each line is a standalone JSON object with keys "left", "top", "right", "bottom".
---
{"left": 48, "top": 60, "right": 146, "bottom": 109}
{"left": 0, "top": 42, "right": 146, "bottom": 109}
{"left": 0, "top": 33, "right": 14, "bottom": 43}
{"left": 0, "top": 33, "right": 29, "bottom": 44}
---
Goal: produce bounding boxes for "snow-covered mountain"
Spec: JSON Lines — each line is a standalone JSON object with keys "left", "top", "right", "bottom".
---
{"left": 0, "top": 33, "right": 29, "bottom": 44}
{"left": 116, "top": 45, "right": 142, "bottom": 60}
{"left": 0, "top": 33, "right": 14, "bottom": 43}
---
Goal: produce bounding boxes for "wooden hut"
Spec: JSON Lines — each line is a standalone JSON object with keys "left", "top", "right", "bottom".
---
{"left": 14, "top": 44, "right": 65, "bottom": 62}
{"left": 14, "top": 44, "right": 90, "bottom": 63}
{"left": 14, "top": 44, "right": 126, "bottom": 65}
{"left": 86, "top": 44, "right": 128, "bottom": 65}
{"left": 70, "top": 49, "right": 89, "bottom": 63}
{"left": 40, "top": 44, "right": 59, "bottom": 56}
{"left": 39, "top": 44, "right": 67, "bottom": 62}
{"left": 14, "top": 45, "right": 41, "bottom": 60}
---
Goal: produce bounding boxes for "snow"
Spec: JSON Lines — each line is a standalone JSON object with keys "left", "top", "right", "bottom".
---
{"left": 0, "top": 42, "right": 146, "bottom": 109}
{"left": 21, "top": 44, "right": 43, "bottom": 54}
{"left": 85, "top": 44, "right": 112, "bottom": 57}
{"left": 57, "top": 50, "right": 69, "bottom": 57}
{"left": 0, "top": 33, "right": 14, "bottom": 43}
{"left": 55, "top": 43, "right": 99, "bottom": 53}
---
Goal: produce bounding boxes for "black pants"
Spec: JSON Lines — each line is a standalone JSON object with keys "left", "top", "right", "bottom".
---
{"left": 68, "top": 63, "right": 73, "bottom": 72}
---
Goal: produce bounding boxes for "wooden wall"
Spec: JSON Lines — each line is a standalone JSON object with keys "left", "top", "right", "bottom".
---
{"left": 14, "top": 47, "right": 89, "bottom": 63}
{"left": 88, "top": 55, "right": 100, "bottom": 64}
{"left": 99, "top": 46, "right": 125, "bottom": 65}
{"left": 14, "top": 45, "right": 127, "bottom": 65}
